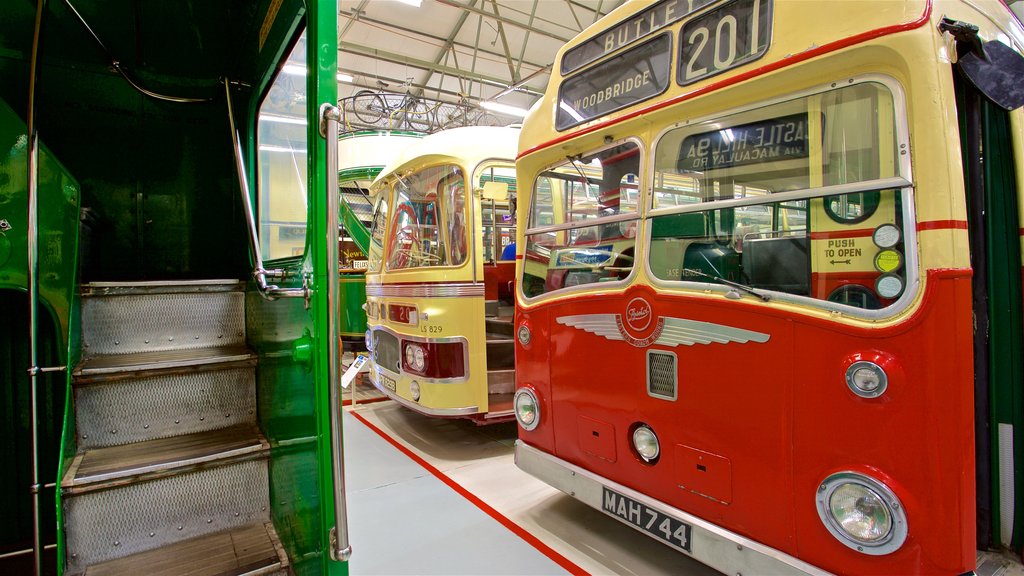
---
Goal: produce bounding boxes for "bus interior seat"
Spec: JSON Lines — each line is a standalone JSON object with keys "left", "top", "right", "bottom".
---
{"left": 741, "top": 236, "right": 810, "bottom": 294}
{"left": 682, "top": 242, "right": 741, "bottom": 281}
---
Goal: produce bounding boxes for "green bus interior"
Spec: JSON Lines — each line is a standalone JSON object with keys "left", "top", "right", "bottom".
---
{"left": 1, "top": 1, "right": 343, "bottom": 574}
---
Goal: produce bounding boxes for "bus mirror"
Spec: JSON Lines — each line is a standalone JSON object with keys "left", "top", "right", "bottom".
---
{"left": 940, "top": 18, "right": 1024, "bottom": 111}
{"left": 957, "top": 40, "right": 1024, "bottom": 111}
{"left": 482, "top": 181, "right": 509, "bottom": 201}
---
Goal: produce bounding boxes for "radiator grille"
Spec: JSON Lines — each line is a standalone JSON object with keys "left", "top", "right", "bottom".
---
{"left": 647, "top": 351, "right": 677, "bottom": 400}
{"left": 372, "top": 330, "right": 402, "bottom": 374}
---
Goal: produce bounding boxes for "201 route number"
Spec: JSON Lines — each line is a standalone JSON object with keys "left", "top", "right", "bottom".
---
{"left": 679, "top": 0, "right": 772, "bottom": 85}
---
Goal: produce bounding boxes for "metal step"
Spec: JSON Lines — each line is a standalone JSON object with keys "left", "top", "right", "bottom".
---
{"left": 486, "top": 338, "right": 515, "bottom": 371}
{"left": 487, "top": 368, "right": 515, "bottom": 395}
{"left": 62, "top": 425, "right": 269, "bottom": 494}
{"left": 81, "top": 281, "right": 246, "bottom": 359}
{"left": 484, "top": 299, "right": 499, "bottom": 318}
{"left": 73, "top": 364, "right": 257, "bottom": 449}
{"left": 484, "top": 392, "right": 515, "bottom": 421}
{"left": 77, "top": 522, "right": 287, "bottom": 576}
{"left": 485, "top": 316, "right": 514, "bottom": 337}
{"left": 64, "top": 457, "right": 271, "bottom": 572}
{"left": 74, "top": 345, "right": 257, "bottom": 380}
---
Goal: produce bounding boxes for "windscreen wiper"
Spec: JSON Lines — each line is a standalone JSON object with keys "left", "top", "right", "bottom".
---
{"left": 681, "top": 268, "right": 771, "bottom": 302}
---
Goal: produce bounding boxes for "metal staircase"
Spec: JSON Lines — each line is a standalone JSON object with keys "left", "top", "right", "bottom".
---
{"left": 61, "top": 280, "right": 287, "bottom": 576}
{"left": 484, "top": 301, "right": 516, "bottom": 417}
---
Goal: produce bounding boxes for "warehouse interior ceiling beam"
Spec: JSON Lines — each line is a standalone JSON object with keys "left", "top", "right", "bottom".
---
{"left": 337, "top": 0, "right": 625, "bottom": 117}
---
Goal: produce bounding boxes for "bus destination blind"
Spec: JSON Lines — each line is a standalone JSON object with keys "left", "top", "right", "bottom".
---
{"left": 677, "top": 113, "right": 808, "bottom": 171}
{"left": 556, "top": 33, "right": 672, "bottom": 131}
{"left": 561, "top": 0, "right": 717, "bottom": 75}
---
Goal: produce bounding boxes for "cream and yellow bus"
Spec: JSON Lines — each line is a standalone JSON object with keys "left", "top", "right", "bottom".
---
{"left": 364, "top": 126, "right": 519, "bottom": 423}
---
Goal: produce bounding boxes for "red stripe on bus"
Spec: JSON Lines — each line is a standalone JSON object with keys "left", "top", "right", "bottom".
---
{"left": 349, "top": 411, "right": 589, "bottom": 576}
{"left": 518, "top": 0, "right": 933, "bottom": 160}
{"left": 809, "top": 228, "right": 874, "bottom": 240}
{"left": 378, "top": 281, "right": 477, "bottom": 286}
{"left": 916, "top": 220, "right": 969, "bottom": 231}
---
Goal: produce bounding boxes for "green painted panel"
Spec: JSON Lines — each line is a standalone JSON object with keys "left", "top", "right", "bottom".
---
{"left": 982, "top": 101, "right": 1024, "bottom": 550}
{"left": 339, "top": 276, "right": 367, "bottom": 338}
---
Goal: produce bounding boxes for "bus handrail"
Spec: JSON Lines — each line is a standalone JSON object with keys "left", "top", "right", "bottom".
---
{"left": 223, "top": 78, "right": 308, "bottom": 301}
{"left": 320, "top": 103, "right": 353, "bottom": 563}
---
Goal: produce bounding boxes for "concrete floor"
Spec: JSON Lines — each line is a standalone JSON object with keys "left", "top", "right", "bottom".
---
{"left": 344, "top": 400, "right": 723, "bottom": 575}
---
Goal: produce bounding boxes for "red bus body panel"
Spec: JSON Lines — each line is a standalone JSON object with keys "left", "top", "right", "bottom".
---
{"left": 517, "top": 269, "right": 974, "bottom": 574}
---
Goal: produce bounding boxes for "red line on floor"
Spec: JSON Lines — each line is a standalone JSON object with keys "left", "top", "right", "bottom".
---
{"left": 349, "top": 410, "right": 589, "bottom": 576}
{"left": 342, "top": 396, "right": 391, "bottom": 407}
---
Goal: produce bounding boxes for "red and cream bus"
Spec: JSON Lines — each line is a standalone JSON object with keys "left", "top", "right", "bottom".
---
{"left": 512, "top": 0, "right": 1024, "bottom": 573}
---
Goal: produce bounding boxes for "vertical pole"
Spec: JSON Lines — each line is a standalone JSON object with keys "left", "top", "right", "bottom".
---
{"left": 26, "top": 1, "right": 48, "bottom": 574}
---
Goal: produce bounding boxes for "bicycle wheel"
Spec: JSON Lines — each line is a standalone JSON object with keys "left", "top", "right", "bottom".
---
{"left": 403, "top": 99, "right": 436, "bottom": 132}
{"left": 476, "top": 112, "right": 502, "bottom": 127}
{"left": 351, "top": 90, "right": 385, "bottom": 125}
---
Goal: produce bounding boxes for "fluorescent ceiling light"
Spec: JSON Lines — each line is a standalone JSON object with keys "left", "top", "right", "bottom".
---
{"left": 480, "top": 101, "right": 529, "bottom": 118}
{"left": 259, "top": 114, "right": 307, "bottom": 126}
{"left": 282, "top": 64, "right": 305, "bottom": 76}
{"left": 393, "top": 0, "right": 422, "bottom": 6}
{"left": 337, "top": 73, "right": 354, "bottom": 83}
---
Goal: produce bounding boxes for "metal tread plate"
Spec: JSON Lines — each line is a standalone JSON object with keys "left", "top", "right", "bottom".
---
{"left": 82, "top": 280, "right": 245, "bottom": 296}
{"left": 64, "top": 458, "right": 271, "bottom": 570}
{"left": 74, "top": 345, "right": 257, "bottom": 379}
{"left": 79, "top": 522, "right": 288, "bottom": 576}
{"left": 63, "top": 425, "right": 269, "bottom": 493}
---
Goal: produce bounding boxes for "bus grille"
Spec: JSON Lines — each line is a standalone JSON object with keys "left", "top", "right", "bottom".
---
{"left": 647, "top": 351, "right": 677, "bottom": 400}
{"left": 373, "top": 330, "right": 402, "bottom": 374}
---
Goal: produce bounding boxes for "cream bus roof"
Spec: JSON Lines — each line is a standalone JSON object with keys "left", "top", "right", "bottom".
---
{"left": 370, "top": 126, "right": 520, "bottom": 192}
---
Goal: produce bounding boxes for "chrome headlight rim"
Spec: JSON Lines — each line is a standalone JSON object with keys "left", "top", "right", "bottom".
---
{"left": 404, "top": 342, "right": 426, "bottom": 372}
{"left": 364, "top": 330, "right": 374, "bottom": 352}
{"left": 517, "top": 323, "right": 532, "bottom": 346}
{"left": 631, "top": 423, "right": 660, "bottom": 464}
{"left": 845, "top": 360, "right": 888, "bottom": 398}
{"left": 513, "top": 387, "right": 540, "bottom": 431}
{"left": 815, "top": 471, "right": 907, "bottom": 555}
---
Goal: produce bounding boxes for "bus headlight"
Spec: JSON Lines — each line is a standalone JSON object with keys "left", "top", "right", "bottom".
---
{"left": 405, "top": 343, "right": 426, "bottom": 372}
{"left": 409, "top": 380, "right": 421, "bottom": 402}
{"left": 845, "top": 361, "right": 887, "bottom": 398}
{"left": 364, "top": 330, "right": 374, "bottom": 352}
{"left": 632, "top": 424, "right": 660, "bottom": 463}
{"left": 816, "top": 472, "right": 907, "bottom": 554}
{"left": 517, "top": 324, "right": 531, "bottom": 346}
{"left": 514, "top": 388, "right": 539, "bottom": 431}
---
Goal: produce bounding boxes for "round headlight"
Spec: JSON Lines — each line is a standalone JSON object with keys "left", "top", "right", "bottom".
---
{"left": 816, "top": 472, "right": 907, "bottom": 554}
{"left": 872, "top": 224, "right": 902, "bottom": 249}
{"left": 517, "top": 324, "right": 531, "bottom": 346}
{"left": 405, "top": 343, "right": 425, "bottom": 372}
{"left": 632, "top": 425, "right": 660, "bottom": 463}
{"left": 409, "top": 380, "right": 421, "bottom": 402}
{"left": 875, "top": 274, "right": 904, "bottom": 299}
{"left": 365, "top": 330, "right": 374, "bottom": 352}
{"left": 514, "top": 388, "right": 539, "bottom": 431}
{"left": 845, "top": 361, "right": 887, "bottom": 398}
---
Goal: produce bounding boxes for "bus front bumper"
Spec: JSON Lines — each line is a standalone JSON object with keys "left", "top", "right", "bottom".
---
{"left": 367, "top": 370, "right": 480, "bottom": 417}
{"left": 514, "top": 440, "right": 832, "bottom": 576}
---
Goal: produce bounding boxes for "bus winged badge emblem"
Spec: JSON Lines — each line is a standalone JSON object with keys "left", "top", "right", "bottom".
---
{"left": 556, "top": 298, "right": 770, "bottom": 349}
